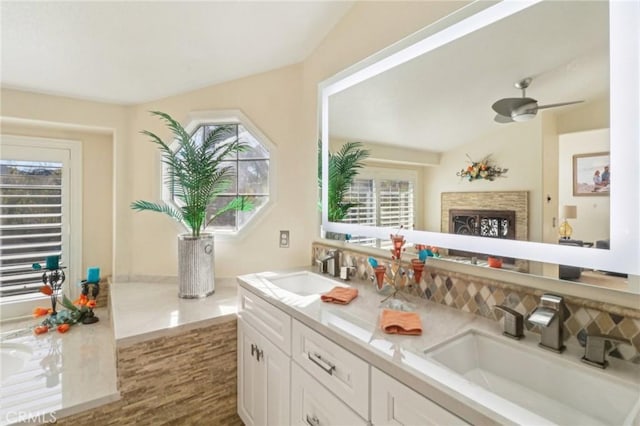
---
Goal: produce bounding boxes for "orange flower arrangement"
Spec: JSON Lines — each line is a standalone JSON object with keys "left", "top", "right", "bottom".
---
{"left": 39, "top": 285, "right": 53, "bottom": 295}
{"left": 457, "top": 154, "right": 508, "bottom": 181}
{"left": 33, "top": 307, "right": 50, "bottom": 318}
{"left": 34, "top": 325, "right": 49, "bottom": 335}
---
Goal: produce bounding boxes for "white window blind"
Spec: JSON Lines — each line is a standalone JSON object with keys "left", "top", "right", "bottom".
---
{"left": 0, "top": 160, "right": 64, "bottom": 299}
{"left": 341, "top": 172, "right": 415, "bottom": 248}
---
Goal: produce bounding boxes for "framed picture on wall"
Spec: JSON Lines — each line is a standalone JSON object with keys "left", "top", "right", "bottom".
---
{"left": 573, "top": 152, "right": 610, "bottom": 196}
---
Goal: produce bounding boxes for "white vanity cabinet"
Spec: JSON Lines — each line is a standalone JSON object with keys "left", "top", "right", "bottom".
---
{"left": 237, "top": 288, "right": 291, "bottom": 426}
{"left": 291, "top": 319, "right": 370, "bottom": 420}
{"left": 371, "top": 368, "right": 468, "bottom": 426}
{"left": 291, "top": 362, "right": 368, "bottom": 426}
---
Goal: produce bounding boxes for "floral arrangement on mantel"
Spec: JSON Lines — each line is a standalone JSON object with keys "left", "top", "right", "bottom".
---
{"left": 457, "top": 154, "right": 508, "bottom": 181}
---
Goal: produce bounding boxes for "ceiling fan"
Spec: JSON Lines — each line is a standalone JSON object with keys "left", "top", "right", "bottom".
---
{"left": 491, "top": 77, "right": 583, "bottom": 123}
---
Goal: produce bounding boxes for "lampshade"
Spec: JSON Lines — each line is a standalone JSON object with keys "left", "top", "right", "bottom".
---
{"left": 562, "top": 205, "right": 577, "bottom": 219}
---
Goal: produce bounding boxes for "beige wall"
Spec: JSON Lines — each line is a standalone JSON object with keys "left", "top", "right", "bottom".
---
{"left": 423, "top": 118, "right": 543, "bottom": 241}
{"left": 1, "top": 1, "right": 472, "bottom": 279}
{"left": 128, "top": 64, "right": 309, "bottom": 277}
{"left": 0, "top": 89, "right": 128, "bottom": 277}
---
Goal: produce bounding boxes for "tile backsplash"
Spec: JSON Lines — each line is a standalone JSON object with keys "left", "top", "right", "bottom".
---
{"left": 313, "top": 243, "right": 640, "bottom": 363}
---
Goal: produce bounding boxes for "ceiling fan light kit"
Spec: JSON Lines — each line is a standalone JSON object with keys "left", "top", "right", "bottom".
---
{"left": 492, "top": 77, "right": 583, "bottom": 124}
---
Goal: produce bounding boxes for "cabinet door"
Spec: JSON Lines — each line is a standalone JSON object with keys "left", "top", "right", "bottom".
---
{"left": 291, "top": 362, "right": 368, "bottom": 426}
{"left": 262, "top": 332, "right": 291, "bottom": 426}
{"left": 292, "top": 320, "right": 369, "bottom": 419}
{"left": 238, "top": 319, "right": 265, "bottom": 426}
{"left": 371, "top": 368, "right": 468, "bottom": 426}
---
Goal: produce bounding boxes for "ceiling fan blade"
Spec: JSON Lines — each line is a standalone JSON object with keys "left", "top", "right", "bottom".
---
{"left": 537, "top": 100, "right": 584, "bottom": 110}
{"left": 494, "top": 114, "right": 514, "bottom": 124}
{"left": 491, "top": 97, "right": 537, "bottom": 116}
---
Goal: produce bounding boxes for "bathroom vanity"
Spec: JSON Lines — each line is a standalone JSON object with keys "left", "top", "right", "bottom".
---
{"left": 237, "top": 270, "right": 640, "bottom": 425}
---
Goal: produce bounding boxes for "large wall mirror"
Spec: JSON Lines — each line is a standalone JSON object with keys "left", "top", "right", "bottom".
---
{"left": 320, "top": 0, "right": 639, "bottom": 291}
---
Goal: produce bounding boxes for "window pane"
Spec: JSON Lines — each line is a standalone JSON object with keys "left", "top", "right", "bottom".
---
{"left": 204, "top": 125, "right": 238, "bottom": 160}
{"left": 218, "top": 161, "right": 237, "bottom": 194}
{"left": 238, "top": 196, "right": 268, "bottom": 228}
{"left": 238, "top": 125, "right": 269, "bottom": 159}
{"left": 190, "top": 126, "right": 204, "bottom": 146}
{"left": 207, "top": 196, "right": 237, "bottom": 230}
{"left": 238, "top": 160, "right": 269, "bottom": 194}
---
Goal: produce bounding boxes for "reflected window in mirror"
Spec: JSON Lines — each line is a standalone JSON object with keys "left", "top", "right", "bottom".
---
{"left": 341, "top": 167, "right": 417, "bottom": 249}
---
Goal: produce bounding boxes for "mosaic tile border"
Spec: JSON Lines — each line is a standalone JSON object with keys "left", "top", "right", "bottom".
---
{"left": 313, "top": 243, "right": 640, "bottom": 362}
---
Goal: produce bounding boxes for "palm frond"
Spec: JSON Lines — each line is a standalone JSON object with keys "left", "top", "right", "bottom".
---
{"left": 319, "top": 141, "right": 370, "bottom": 222}
{"left": 130, "top": 200, "right": 183, "bottom": 223}
{"left": 131, "top": 112, "right": 256, "bottom": 236}
{"left": 204, "top": 196, "right": 254, "bottom": 228}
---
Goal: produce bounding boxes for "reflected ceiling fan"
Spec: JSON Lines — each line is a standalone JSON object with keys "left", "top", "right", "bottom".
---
{"left": 492, "top": 77, "right": 583, "bottom": 123}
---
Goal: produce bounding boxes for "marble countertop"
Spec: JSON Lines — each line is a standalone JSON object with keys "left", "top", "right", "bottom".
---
{"left": 111, "top": 277, "right": 238, "bottom": 346}
{"left": 237, "top": 270, "right": 640, "bottom": 426}
{"left": 0, "top": 278, "right": 238, "bottom": 424}
{"left": 0, "top": 308, "right": 118, "bottom": 425}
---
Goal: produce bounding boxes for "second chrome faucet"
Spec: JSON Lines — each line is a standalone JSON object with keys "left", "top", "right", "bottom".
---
{"left": 527, "top": 294, "right": 566, "bottom": 353}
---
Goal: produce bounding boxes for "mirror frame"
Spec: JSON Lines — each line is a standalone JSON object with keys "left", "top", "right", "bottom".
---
{"left": 320, "top": 0, "right": 639, "bottom": 275}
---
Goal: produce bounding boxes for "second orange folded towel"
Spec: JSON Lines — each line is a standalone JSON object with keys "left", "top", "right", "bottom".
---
{"left": 380, "top": 309, "right": 423, "bottom": 335}
{"left": 321, "top": 286, "right": 358, "bottom": 305}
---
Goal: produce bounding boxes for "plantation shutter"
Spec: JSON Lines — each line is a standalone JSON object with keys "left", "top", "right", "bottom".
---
{"left": 340, "top": 176, "right": 415, "bottom": 248}
{"left": 0, "top": 158, "right": 65, "bottom": 300}
{"left": 378, "top": 179, "right": 414, "bottom": 249}
{"left": 341, "top": 178, "right": 377, "bottom": 246}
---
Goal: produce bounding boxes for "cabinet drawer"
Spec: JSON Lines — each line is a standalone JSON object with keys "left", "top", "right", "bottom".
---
{"left": 238, "top": 287, "right": 291, "bottom": 355}
{"left": 292, "top": 320, "right": 369, "bottom": 419}
{"left": 291, "top": 362, "right": 367, "bottom": 426}
{"left": 371, "top": 367, "right": 468, "bottom": 426}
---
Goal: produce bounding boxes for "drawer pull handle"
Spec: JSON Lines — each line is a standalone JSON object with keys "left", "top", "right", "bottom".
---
{"left": 308, "top": 352, "right": 335, "bottom": 375}
{"left": 306, "top": 414, "right": 320, "bottom": 426}
{"left": 256, "top": 348, "right": 264, "bottom": 362}
{"left": 251, "top": 343, "right": 257, "bottom": 357}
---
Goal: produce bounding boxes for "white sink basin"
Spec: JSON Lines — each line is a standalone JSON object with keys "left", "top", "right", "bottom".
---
{"left": 266, "top": 271, "right": 338, "bottom": 296}
{"left": 424, "top": 330, "right": 640, "bottom": 425}
{"left": 1, "top": 343, "right": 33, "bottom": 381}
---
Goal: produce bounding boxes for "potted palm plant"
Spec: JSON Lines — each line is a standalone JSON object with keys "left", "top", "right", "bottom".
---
{"left": 318, "top": 141, "right": 370, "bottom": 238}
{"left": 131, "top": 111, "right": 253, "bottom": 298}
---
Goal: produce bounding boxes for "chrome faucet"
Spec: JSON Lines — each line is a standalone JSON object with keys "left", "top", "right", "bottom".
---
{"left": 581, "top": 334, "right": 631, "bottom": 369}
{"left": 316, "top": 250, "right": 340, "bottom": 277}
{"left": 527, "top": 294, "right": 566, "bottom": 353}
{"left": 493, "top": 305, "right": 524, "bottom": 340}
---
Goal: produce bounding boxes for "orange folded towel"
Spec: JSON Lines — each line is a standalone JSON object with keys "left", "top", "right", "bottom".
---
{"left": 380, "top": 309, "right": 423, "bottom": 335}
{"left": 321, "top": 286, "right": 358, "bottom": 305}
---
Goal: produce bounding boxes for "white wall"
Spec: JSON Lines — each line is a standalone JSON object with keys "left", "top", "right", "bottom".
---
{"left": 558, "top": 128, "right": 610, "bottom": 244}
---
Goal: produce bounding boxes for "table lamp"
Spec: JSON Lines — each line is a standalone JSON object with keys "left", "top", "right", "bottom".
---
{"left": 559, "top": 205, "right": 577, "bottom": 239}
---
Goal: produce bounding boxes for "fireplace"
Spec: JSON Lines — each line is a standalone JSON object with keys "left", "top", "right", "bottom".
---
{"left": 441, "top": 191, "right": 529, "bottom": 270}
{"left": 448, "top": 209, "right": 516, "bottom": 263}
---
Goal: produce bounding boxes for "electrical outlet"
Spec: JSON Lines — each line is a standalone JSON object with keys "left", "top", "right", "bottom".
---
{"left": 279, "top": 230, "right": 290, "bottom": 248}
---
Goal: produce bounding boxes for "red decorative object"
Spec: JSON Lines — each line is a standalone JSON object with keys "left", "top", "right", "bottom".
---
{"left": 390, "top": 234, "right": 406, "bottom": 260}
{"left": 374, "top": 265, "right": 387, "bottom": 290}
{"left": 488, "top": 256, "right": 503, "bottom": 268}
{"left": 411, "top": 259, "right": 425, "bottom": 284}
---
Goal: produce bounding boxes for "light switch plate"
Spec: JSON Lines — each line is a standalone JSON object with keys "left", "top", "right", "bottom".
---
{"left": 279, "top": 230, "right": 290, "bottom": 248}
